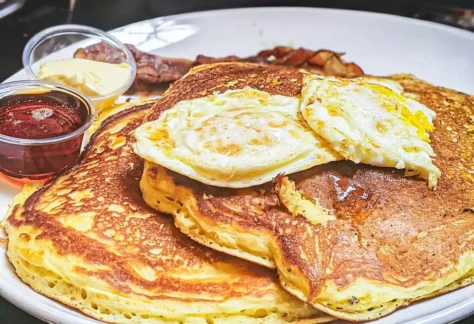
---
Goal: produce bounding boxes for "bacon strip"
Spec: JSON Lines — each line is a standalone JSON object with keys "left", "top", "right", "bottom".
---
{"left": 74, "top": 43, "right": 364, "bottom": 93}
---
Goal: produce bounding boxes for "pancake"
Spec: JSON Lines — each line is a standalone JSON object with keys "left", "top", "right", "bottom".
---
{"left": 4, "top": 103, "right": 333, "bottom": 324}
{"left": 139, "top": 63, "right": 474, "bottom": 321}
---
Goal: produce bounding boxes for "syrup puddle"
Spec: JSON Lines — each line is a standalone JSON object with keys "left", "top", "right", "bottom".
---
{"left": 329, "top": 174, "right": 356, "bottom": 201}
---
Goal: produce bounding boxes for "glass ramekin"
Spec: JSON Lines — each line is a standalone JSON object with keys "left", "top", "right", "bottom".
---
{"left": 22, "top": 24, "right": 136, "bottom": 112}
{"left": 0, "top": 80, "right": 95, "bottom": 181}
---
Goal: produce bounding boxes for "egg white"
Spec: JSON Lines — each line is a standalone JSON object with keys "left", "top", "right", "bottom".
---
{"left": 300, "top": 75, "right": 440, "bottom": 187}
{"left": 134, "top": 87, "right": 340, "bottom": 188}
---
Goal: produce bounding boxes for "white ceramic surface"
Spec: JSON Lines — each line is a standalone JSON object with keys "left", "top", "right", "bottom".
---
{"left": 1, "top": 7, "right": 474, "bottom": 324}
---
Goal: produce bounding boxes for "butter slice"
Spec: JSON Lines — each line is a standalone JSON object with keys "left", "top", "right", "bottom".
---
{"left": 38, "top": 59, "right": 131, "bottom": 97}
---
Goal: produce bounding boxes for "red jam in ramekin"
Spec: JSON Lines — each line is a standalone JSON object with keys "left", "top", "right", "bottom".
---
{"left": 0, "top": 81, "right": 95, "bottom": 181}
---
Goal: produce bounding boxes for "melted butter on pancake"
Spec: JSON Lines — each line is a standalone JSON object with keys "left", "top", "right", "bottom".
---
{"left": 134, "top": 87, "right": 340, "bottom": 188}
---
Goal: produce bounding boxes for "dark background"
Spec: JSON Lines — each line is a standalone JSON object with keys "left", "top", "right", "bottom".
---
{"left": 1, "top": 0, "right": 474, "bottom": 323}
{"left": 1, "top": 0, "right": 474, "bottom": 82}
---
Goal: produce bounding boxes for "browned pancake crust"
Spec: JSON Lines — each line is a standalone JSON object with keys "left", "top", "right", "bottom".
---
{"left": 8, "top": 105, "right": 273, "bottom": 296}
{"left": 6, "top": 102, "right": 328, "bottom": 323}
{"left": 146, "top": 62, "right": 302, "bottom": 121}
{"left": 143, "top": 63, "right": 474, "bottom": 320}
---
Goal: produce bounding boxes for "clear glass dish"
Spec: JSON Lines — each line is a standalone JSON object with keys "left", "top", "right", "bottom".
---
{"left": 0, "top": 80, "right": 95, "bottom": 181}
{"left": 22, "top": 24, "right": 136, "bottom": 112}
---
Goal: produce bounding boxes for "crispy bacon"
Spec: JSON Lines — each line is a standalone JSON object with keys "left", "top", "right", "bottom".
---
{"left": 74, "top": 42, "right": 127, "bottom": 63}
{"left": 261, "top": 47, "right": 363, "bottom": 77}
{"left": 74, "top": 43, "right": 364, "bottom": 93}
{"left": 196, "top": 47, "right": 364, "bottom": 77}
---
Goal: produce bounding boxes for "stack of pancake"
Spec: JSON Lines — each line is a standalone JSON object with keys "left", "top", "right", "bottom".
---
{"left": 4, "top": 62, "right": 474, "bottom": 323}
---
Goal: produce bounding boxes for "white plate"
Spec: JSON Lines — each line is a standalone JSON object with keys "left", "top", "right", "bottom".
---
{"left": 1, "top": 7, "right": 474, "bottom": 324}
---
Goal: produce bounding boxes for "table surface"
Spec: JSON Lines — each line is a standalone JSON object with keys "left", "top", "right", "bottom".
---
{"left": 1, "top": 0, "right": 473, "bottom": 323}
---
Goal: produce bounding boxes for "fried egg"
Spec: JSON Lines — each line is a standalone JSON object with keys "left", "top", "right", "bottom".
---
{"left": 134, "top": 87, "right": 340, "bottom": 188}
{"left": 301, "top": 74, "right": 440, "bottom": 187}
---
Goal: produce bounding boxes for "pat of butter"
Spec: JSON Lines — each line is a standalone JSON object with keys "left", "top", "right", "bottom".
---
{"left": 38, "top": 59, "right": 131, "bottom": 97}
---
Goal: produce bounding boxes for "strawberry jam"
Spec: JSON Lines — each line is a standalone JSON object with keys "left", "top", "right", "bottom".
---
{"left": 0, "top": 84, "right": 94, "bottom": 181}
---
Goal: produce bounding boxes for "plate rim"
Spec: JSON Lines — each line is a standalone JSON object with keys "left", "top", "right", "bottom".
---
{"left": 112, "top": 6, "right": 474, "bottom": 41}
